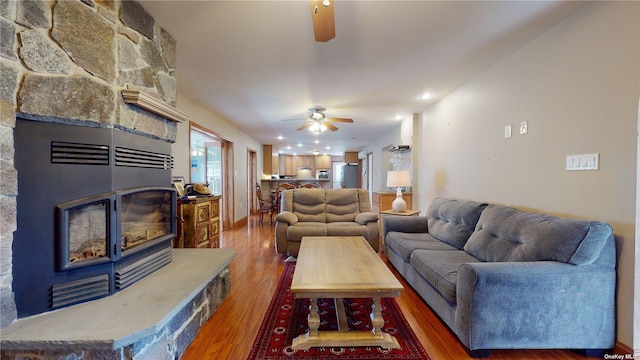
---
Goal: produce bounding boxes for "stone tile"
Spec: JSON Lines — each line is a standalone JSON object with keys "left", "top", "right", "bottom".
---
{"left": 18, "top": 74, "right": 115, "bottom": 125}
{"left": 0, "top": 159, "right": 17, "bottom": 195}
{"left": 52, "top": 0, "right": 116, "bottom": 82}
{"left": 0, "top": 17, "right": 16, "bottom": 60}
{"left": 120, "top": 1, "right": 154, "bottom": 40}
{"left": 18, "top": 29, "right": 73, "bottom": 74}
{"left": 15, "top": 0, "right": 50, "bottom": 28}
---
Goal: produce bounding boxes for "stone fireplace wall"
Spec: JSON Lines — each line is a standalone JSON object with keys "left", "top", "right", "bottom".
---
{"left": 0, "top": 0, "right": 179, "bottom": 328}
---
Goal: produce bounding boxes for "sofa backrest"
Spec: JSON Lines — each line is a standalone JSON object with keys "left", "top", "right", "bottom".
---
{"left": 464, "top": 204, "right": 615, "bottom": 266}
{"left": 286, "top": 188, "right": 327, "bottom": 222}
{"left": 281, "top": 188, "right": 371, "bottom": 223}
{"left": 426, "top": 197, "right": 488, "bottom": 249}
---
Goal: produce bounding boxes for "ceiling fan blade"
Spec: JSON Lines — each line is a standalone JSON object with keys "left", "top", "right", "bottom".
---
{"left": 326, "top": 117, "right": 353, "bottom": 123}
{"left": 297, "top": 122, "right": 313, "bottom": 131}
{"left": 311, "top": 0, "right": 335, "bottom": 42}
{"left": 323, "top": 122, "right": 338, "bottom": 131}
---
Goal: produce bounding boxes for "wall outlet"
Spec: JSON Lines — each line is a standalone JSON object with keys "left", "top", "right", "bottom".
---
{"left": 519, "top": 121, "right": 528, "bottom": 135}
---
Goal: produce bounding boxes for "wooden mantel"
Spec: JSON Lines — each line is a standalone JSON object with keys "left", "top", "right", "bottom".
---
{"left": 122, "top": 89, "right": 189, "bottom": 123}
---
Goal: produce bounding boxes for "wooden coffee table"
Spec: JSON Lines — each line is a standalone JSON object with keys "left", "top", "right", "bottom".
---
{"left": 290, "top": 236, "right": 404, "bottom": 350}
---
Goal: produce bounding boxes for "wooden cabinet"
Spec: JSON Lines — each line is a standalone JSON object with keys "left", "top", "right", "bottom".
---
{"left": 263, "top": 145, "right": 272, "bottom": 175}
{"left": 280, "top": 155, "right": 294, "bottom": 175}
{"left": 174, "top": 195, "right": 221, "bottom": 248}
{"left": 271, "top": 153, "right": 279, "bottom": 174}
{"left": 344, "top": 152, "right": 359, "bottom": 163}
{"left": 280, "top": 155, "right": 319, "bottom": 175}
{"left": 292, "top": 155, "right": 307, "bottom": 171}
{"left": 315, "top": 155, "right": 331, "bottom": 169}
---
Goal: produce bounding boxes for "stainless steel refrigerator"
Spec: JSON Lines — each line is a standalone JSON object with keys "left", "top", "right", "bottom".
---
{"left": 341, "top": 164, "right": 359, "bottom": 188}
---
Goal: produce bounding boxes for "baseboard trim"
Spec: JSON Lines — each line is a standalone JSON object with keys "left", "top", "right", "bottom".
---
{"left": 233, "top": 216, "right": 248, "bottom": 229}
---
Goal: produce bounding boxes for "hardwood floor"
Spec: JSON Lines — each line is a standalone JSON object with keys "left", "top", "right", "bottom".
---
{"left": 181, "top": 215, "right": 630, "bottom": 360}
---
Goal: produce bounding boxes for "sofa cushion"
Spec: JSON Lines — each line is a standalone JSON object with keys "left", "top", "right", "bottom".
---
{"left": 327, "top": 222, "right": 369, "bottom": 237}
{"left": 326, "top": 189, "right": 359, "bottom": 222}
{"left": 464, "top": 204, "right": 614, "bottom": 265}
{"left": 427, "top": 198, "right": 488, "bottom": 249}
{"left": 386, "top": 232, "right": 459, "bottom": 262}
{"left": 287, "top": 222, "right": 328, "bottom": 242}
{"left": 410, "top": 249, "right": 481, "bottom": 304}
{"left": 292, "top": 189, "right": 326, "bottom": 223}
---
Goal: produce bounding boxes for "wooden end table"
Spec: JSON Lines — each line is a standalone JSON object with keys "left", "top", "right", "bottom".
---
{"left": 290, "top": 236, "right": 404, "bottom": 350}
{"left": 380, "top": 209, "right": 421, "bottom": 216}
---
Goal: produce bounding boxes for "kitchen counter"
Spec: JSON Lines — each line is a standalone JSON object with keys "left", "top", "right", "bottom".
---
{"left": 260, "top": 178, "right": 331, "bottom": 190}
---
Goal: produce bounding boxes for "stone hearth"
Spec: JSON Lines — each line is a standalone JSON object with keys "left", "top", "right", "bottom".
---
{"left": 1, "top": 249, "right": 236, "bottom": 360}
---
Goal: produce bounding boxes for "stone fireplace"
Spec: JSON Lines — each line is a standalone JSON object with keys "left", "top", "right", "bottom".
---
{"left": 0, "top": 1, "right": 235, "bottom": 358}
{"left": 1, "top": 0, "right": 181, "bottom": 327}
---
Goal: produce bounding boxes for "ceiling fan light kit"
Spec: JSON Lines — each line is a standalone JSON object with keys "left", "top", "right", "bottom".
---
{"left": 294, "top": 106, "right": 354, "bottom": 133}
{"left": 308, "top": 122, "right": 328, "bottom": 133}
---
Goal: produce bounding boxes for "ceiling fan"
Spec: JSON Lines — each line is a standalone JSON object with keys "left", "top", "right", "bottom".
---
{"left": 296, "top": 107, "right": 353, "bottom": 132}
{"left": 311, "top": 0, "right": 335, "bottom": 42}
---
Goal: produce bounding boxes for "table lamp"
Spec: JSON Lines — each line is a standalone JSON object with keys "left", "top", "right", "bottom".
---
{"left": 386, "top": 170, "right": 411, "bottom": 212}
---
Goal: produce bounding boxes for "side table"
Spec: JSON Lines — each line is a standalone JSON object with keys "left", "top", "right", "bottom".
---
{"left": 380, "top": 209, "right": 421, "bottom": 217}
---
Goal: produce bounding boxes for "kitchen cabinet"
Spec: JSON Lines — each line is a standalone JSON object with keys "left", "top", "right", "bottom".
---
{"left": 315, "top": 155, "right": 331, "bottom": 169}
{"left": 344, "top": 152, "right": 359, "bottom": 163}
{"left": 263, "top": 145, "right": 272, "bottom": 175}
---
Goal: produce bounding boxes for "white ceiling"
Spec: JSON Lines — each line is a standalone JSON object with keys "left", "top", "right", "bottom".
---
{"left": 140, "top": 1, "right": 587, "bottom": 156}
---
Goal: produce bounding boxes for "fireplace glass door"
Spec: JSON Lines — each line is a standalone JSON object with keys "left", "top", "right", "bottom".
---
{"left": 119, "top": 188, "right": 174, "bottom": 253}
{"left": 57, "top": 193, "right": 115, "bottom": 270}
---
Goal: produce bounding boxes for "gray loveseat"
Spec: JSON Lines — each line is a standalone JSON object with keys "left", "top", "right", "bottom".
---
{"left": 275, "top": 188, "right": 379, "bottom": 256}
{"left": 383, "top": 197, "right": 616, "bottom": 356}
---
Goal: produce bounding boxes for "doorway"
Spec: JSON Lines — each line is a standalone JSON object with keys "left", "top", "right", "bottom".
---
{"left": 248, "top": 148, "right": 258, "bottom": 215}
{"left": 190, "top": 122, "right": 234, "bottom": 230}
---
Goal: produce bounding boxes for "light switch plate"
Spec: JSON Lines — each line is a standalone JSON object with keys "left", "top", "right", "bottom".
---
{"left": 566, "top": 153, "right": 599, "bottom": 171}
{"left": 504, "top": 125, "right": 512, "bottom": 138}
{"left": 519, "top": 121, "right": 528, "bottom": 135}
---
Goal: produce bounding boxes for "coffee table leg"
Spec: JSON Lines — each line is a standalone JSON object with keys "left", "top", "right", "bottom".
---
{"left": 308, "top": 298, "right": 320, "bottom": 337}
{"left": 370, "top": 297, "right": 384, "bottom": 336}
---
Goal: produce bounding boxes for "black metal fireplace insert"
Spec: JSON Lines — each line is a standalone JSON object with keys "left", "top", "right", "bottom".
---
{"left": 13, "top": 118, "right": 176, "bottom": 317}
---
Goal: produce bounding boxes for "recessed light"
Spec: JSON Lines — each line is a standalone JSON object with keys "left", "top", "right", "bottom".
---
{"left": 420, "top": 93, "right": 432, "bottom": 100}
{"left": 395, "top": 115, "right": 403, "bottom": 120}
{"left": 277, "top": 136, "right": 284, "bottom": 140}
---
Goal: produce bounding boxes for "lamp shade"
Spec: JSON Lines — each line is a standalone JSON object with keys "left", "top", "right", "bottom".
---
{"left": 386, "top": 170, "right": 411, "bottom": 188}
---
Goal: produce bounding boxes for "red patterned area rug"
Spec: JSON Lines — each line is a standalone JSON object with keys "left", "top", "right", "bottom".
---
{"left": 247, "top": 262, "right": 430, "bottom": 359}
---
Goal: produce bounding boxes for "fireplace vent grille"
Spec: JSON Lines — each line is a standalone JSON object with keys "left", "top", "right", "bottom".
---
{"left": 51, "top": 274, "right": 110, "bottom": 309}
{"left": 115, "top": 247, "right": 172, "bottom": 290}
{"left": 51, "top": 141, "right": 110, "bottom": 165}
{"left": 115, "top": 146, "right": 174, "bottom": 169}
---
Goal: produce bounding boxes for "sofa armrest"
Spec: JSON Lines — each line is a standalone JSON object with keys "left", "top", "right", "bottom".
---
{"left": 455, "top": 261, "right": 616, "bottom": 351}
{"left": 382, "top": 215, "right": 428, "bottom": 239}
{"left": 355, "top": 212, "right": 378, "bottom": 225}
{"left": 275, "top": 211, "right": 298, "bottom": 225}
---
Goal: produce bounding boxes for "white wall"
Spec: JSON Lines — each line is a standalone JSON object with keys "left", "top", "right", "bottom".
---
{"left": 417, "top": 2, "right": 638, "bottom": 347}
{"left": 172, "top": 94, "right": 262, "bottom": 223}
{"left": 362, "top": 125, "right": 402, "bottom": 192}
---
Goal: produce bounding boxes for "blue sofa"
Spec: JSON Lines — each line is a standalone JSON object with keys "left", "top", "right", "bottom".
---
{"left": 382, "top": 197, "right": 616, "bottom": 356}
